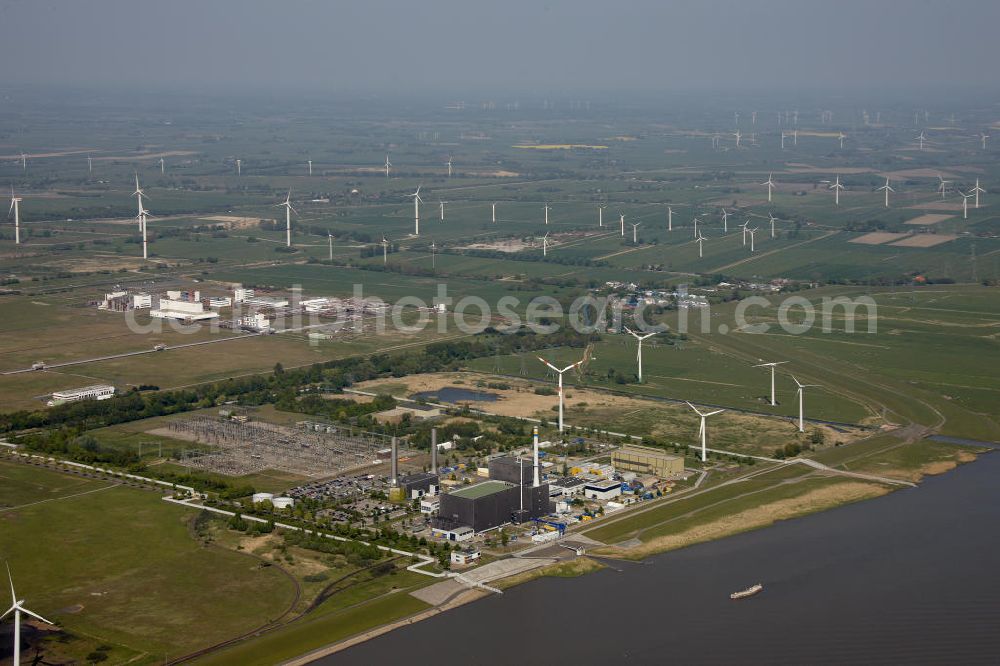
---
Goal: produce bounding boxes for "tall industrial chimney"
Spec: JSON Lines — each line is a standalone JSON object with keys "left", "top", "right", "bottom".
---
{"left": 390, "top": 436, "right": 398, "bottom": 485}
{"left": 532, "top": 426, "right": 541, "bottom": 487}
{"left": 430, "top": 428, "right": 438, "bottom": 474}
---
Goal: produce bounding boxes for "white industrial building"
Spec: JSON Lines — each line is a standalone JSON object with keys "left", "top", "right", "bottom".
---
{"left": 234, "top": 287, "right": 255, "bottom": 303}
{"left": 48, "top": 384, "right": 115, "bottom": 406}
{"left": 252, "top": 492, "right": 275, "bottom": 504}
{"left": 450, "top": 548, "right": 481, "bottom": 565}
{"left": 208, "top": 296, "right": 232, "bottom": 308}
{"left": 240, "top": 313, "right": 271, "bottom": 331}
{"left": 132, "top": 294, "right": 152, "bottom": 309}
{"left": 420, "top": 496, "right": 441, "bottom": 515}
{"left": 151, "top": 298, "right": 219, "bottom": 322}
{"left": 244, "top": 295, "right": 289, "bottom": 309}
{"left": 584, "top": 479, "right": 623, "bottom": 501}
{"left": 271, "top": 497, "right": 295, "bottom": 509}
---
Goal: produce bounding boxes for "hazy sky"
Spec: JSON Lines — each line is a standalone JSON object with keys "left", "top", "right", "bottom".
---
{"left": 0, "top": 0, "right": 998, "bottom": 95}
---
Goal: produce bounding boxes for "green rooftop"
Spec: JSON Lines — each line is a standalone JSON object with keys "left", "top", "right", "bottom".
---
{"left": 449, "top": 480, "right": 513, "bottom": 500}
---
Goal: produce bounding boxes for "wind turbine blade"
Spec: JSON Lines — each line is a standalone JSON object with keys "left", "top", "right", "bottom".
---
{"left": 0, "top": 604, "right": 16, "bottom": 621}
{"left": 17, "top": 604, "right": 55, "bottom": 626}
{"left": 6, "top": 562, "right": 14, "bottom": 605}
{"left": 705, "top": 409, "right": 725, "bottom": 417}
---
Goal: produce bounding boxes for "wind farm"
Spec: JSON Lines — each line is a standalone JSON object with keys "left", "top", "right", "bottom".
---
{"left": 1, "top": 2, "right": 1000, "bottom": 664}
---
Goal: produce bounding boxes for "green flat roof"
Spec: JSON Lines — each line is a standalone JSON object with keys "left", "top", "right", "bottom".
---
{"left": 450, "top": 480, "right": 513, "bottom": 500}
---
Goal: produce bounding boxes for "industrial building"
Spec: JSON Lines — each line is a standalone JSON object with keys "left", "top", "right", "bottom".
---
{"left": 612, "top": 444, "right": 685, "bottom": 478}
{"left": 391, "top": 472, "right": 439, "bottom": 500}
{"left": 549, "top": 476, "right": 587, "bottom": 497}
{"left": 450, "top": 549, "right": 481, "bottom": 566}
{"left": 47, "top": 384, "right": 115, "bottom": 406}
{"left": 584, "top": 479, "right": 623, "bottom": 501}
{"left": 151, "top": 298, "right": 219, "bottom": 322}
{"left": 488, "top": 456, "right": 534, "bottom": 486}
{"left": 373, "top": 404, "right": 442, "bottom": 424}
{"left": 434, "top": 479, "right": 549, "bottom": 534}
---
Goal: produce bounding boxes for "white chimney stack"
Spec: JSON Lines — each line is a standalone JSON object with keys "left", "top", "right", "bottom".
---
{"left": 533, "top": 426, "right": 540, "bottom": 487}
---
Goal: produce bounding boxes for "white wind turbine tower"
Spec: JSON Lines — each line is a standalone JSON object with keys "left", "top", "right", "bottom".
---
{"left": 667, "top": 206, "right": 673, "bottom": 231}
{"left": 686, "top": 402, "right": 725, "bottom": 462}
{"left": 768, "top": 212, "right": 778, "bottom": 238}
{"left": 598, "top": 203, "right": 605, "bottom": 227}
{"left": 430, "top": 240, "right": 437, "bottom": 269}
{"left": 308, "top": 160, "right": 313, "bottom": 176}
{"left": 877, "top": 178, "right": 894, "bottom": 208}
{"left": 970, "top": 179, "right": 986, "bottom": 208}
{"left": 762, "top": 172, "right": 776, "bottom": 202}
{"left": 793, "top": 128, "right": 798, "bottom": 146}
{"left": 959, "top": 190, "right": 972, "bottom": 219}
{"left": 381, "top": 235, "right": 389, "bottom": 263}
{"left": 438, "top": 200, "right": 448, "bottom": 221}
{"left": 937, "top": 175, "right": 950, "bottom": 199}
{"left": 619, "top": 212, "right": 625, "bottom": 237}
{"left": 916, "top": 131, "right": 926, "bottom": 151}
{"left": 838, "top": 132, "right": 846, "bottom": 149}
{"left": 748, "top": 227, "right": 759, "bottom": 252}
{"left": 409, "top": 186, "right": 423, "bottom": 235}
{"left": 87, "top": 155, "right": 92, "bottom": 173}
{"left": 160, "top": 157, "right": 165, "bottom": 174}
{"left": 235, "top": 158, "right": 241, "bottom": 176}
{"left": 8, "top": 187, "right": 22, "bottom": 245}
{"left": 132, "top": 174, "right": 150, "bottom": 258}
{"left": 3, "top": 563, "right": 56, "bottom": 666}
{"left": 791, "top": 375, "right": 819, "bottom": 432}
{"left": 753, "top": 361, "right": 787, "bottom": 406}
{"left": 20, "top": 153, "right": 26, "bottom": 171}
{"left": 544, "top": 203, "right": 551, "bottom": 225}
{"left": 721, "top": 208, "right": 729, "bottom": 232}
{"left": 693, "top": 216, "right": 699, "bottom": 238}
{"left": 740, "top": 219, "right": 750, "bottom": 246}
{"left": 830, "top": 175, "right": 845, "bottom": 206}
{"left": 492, "top": 202, "right": 497, "bottom": 223}
{"left": 625, "top": 327, "right": 657, "bottom": 382}
{"left": 384, "top": 155, "right": 392, "bottom": 179}
{"left": 542, "top": 232, "right": 550, "bottom": 256}
{"left": 328, "top": 232, "right": 333, "bottom": 261}
{"left": 780, "top": 131, "right": 787, "bottom": 150}
{"left": 980, "top": 133, "right": 989, "bottom": 150}
{"left": 277, "top": 190, "right": 296, "bottom": 247}
{"left": 446, "top": 157, "right": 453, "bottom": 178}
{"left": 536, "top": 355, "right": 584, "bottom": 432}
{"left": 631, "top": 222, "right": 640, "bottom": 243}
{"left": 695, "top": 231, "right": 706, "bottom": 258}
{"left": 733, "top": 130, "right": 742, "bottom": 148}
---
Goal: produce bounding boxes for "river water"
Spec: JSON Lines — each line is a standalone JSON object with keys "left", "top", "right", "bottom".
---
{"left": 327, "top": 451, "right": 1000, "bottom": 665}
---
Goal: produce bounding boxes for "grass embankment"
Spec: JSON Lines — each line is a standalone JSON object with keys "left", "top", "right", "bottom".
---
{"left": 493, "top": 557, "right": 605, "bottom": 590}
{"left": 0, "top": 459, "right": 297, "bottom": 665}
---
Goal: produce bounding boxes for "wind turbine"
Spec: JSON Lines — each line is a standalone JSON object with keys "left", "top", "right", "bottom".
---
{"left": 838, "top": 132, "right": 846, "bottom": 149}
{"left": 695, "top": 231, "right": 706, "bottom": 258}
{"left": 277, "top": 190, "right": 296, "bottom": 247}
{"left": 159, "top": 157, "right": 165, "bottom": 174}
{"left": 970, "top": 179, "right": 986, "bottom": 208}
{"left": 409, "top": 186, "right": 423, "bottom": 235}
{"left": 624, "top": 327, "right": 657, "bottom": 382}
{"left": 721, "top": 208, "right": 730, "bottom": 233}
{"left": 877, "top": 177, "right": 894, "bottom": 208}
{"left": 430, "top": 240, "right": 437, "bottom": 269}
{"left": 384, "top": 155, "right": 392, "bottom": 179}
{"left": 492, "top": 202, "right": 497, "bottom": 223}
{"left": 762, "top": 172, "right": 776, "bottom": 202}
{"left": 959, "top": 190, "right": 972, "bottom": 219}
{"left": 598, "top": 203, "right": 605, "bottom": 227}
{"left": 308, "top": 159, "right": 313, "bottom": 176}
{"left": 667, "top": 206, "right": 674, "bottom": 231}
{"left": 686, "top": 402, "right": 724, "bottom": 462}
{"left": 791, "top": 375, "right": 819, "bottom": 433}
{"left": 3, "top": 563, "right": 56, "bottom": 666}
{"left": 536, "top": 355, "right": 584, "bottom": 432}
{"left": 916, "top": 131, "right": 926, "bottom": 151}
{"left": 768, "top": 212, "right": 778, "bottom": 238}
{"left": 619, "top": 212, "right": 625, "bottom": 237}
{"left": 137, "top": 204, "right": 151, "bottom": 260}
{"left": 235, "top": 158, "right": 241, "bottom": 176}
{"left": 8, "top": 187, "right": 22, "bottom": 245}
{"left": 438, "top": 200, "right": 448, "bottom": 221}
{"left": 740, "top": 219, "right": 750, "bottom": 246}
{"left": 980, "top": 133, "right": 989, "bottom": 150}
{"left": 793, "top": 128, "right": 798, "bottom": 146}
{"left": 780, "top": 131, "right": 787, "bottom": 150}
{"left": 748, "top": 227, "right": 759, "bottom": 252}
{"left": 753, "top": 361, "right": 787, "bottom": 406}
{"left": 328, "top": 232, "right": 333, "bottom": 261}
{"left": 381, "top": 235, "right": 389, "bottom": 263}
{"left": 937, "top": 174, "right": 950, "bottom": 199}
{"left": 631, "top": 222, "right": 640, "bottom": 243}
{"left": 446, "top": 157, "right": 453, "bottom": 178}
{"left": 733, "top": 130, "right": 742, "bottom": 148}
{"left": 830, "top": 175, "right": 845, "bottom": 206}
{"left": 20, "top": 153, "right": 26, "bottom": 171}
{"left": 542, "top": 232, "right": 550, "bottom": 256}
{"left": 87, "top": 155, "right": 92, "bottom": 173}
